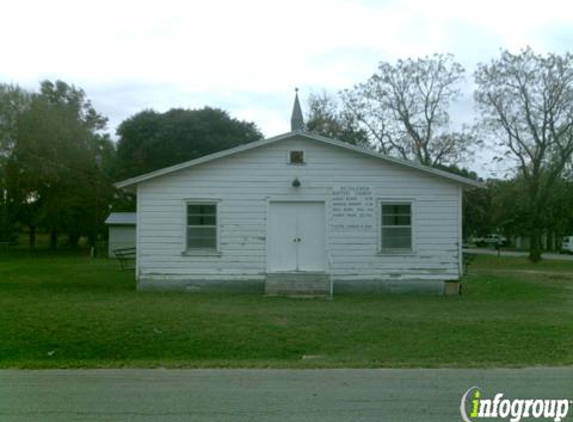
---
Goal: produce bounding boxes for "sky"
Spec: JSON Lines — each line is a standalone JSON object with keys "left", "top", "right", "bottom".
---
{"left": 2, "top": 0, "right": 573, "bottom": 177}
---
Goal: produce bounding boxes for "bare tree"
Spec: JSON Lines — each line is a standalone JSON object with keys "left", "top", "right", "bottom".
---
{"left": 341, "top": 53, "right": 471, "bottom": 166}
{"left": 305, "top": 91, "right": 369, "bottom": 147}
{"left": 475, "top": 47, "right": 573, "bottom": 261}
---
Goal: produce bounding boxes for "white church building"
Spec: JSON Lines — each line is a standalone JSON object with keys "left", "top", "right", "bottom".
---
{"left": 115, "top": 94, "right": 480, "bottom": 296}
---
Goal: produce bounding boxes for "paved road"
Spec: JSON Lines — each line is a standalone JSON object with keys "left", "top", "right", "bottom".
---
{"left": 464, "top": 247, "right": 573, "bottom": 261}
{"left": 1, "top": 368, "right": 572, "bottom": 421}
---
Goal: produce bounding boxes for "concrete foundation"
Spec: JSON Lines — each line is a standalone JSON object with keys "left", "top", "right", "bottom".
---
{"left": 334, "top": 279, "right": 446, "bottom": 295}
{"left": 265, "top": 272, "right": 331, "bottom": 297}
{"left": 137, "top": 278, "right": 265, "bottom": 293}
{"left": 137, "top": 276, "right": 449, "bottom": 295}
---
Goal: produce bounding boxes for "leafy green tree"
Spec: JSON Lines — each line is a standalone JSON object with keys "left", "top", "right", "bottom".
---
{"left": 488, "top": 179, "right": 529, "bottom": 241}
{"left": 543, "top": 179, "right": 573, "bottom": 248}
{"left": 13, "top": 80, "right": 114, "bottom": 250}
{"left": 475, "top": 48, "right": 573, "bottom": 261}
{"left": 0, "top": 84, "right": 31, "bottom": 242}
{"left": 116, "top": 107, "right": 263, "bottom": 180}
{"left": 0, "top": 84, "right": 30, "bottom": 157}
{"left": 481, "top": 176, "right": 573, "bottom": 251}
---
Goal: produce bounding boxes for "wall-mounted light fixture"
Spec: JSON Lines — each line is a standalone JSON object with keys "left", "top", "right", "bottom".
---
{"left": 292, "top": 178, "right": 301, "bottom": 188}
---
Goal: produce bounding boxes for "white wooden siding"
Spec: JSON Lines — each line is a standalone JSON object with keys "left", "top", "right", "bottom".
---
{"left": 108, "top": 226, "right": 136, "bottom": 257}
{"left": 137, "top": 136, "right": 462, "bottom": 283}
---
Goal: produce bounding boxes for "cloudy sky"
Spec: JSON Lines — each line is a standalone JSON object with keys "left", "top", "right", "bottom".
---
{"left": 2, "top": 0, "right": 572, "bottom": 175}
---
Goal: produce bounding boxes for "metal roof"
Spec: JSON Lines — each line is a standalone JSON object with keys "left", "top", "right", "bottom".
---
{"left": 105, "top": 212, "right": 136, "bottom": 225}
{"left": 115, "top": 131, "right": 484, "bottom": 190}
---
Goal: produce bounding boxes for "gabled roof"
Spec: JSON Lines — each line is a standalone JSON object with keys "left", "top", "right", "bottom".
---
{"left": 105, "top": 212, "right": 136, "bottom": 225}
{"left": 115, "top": 131, "right": 483, "bottom": 190}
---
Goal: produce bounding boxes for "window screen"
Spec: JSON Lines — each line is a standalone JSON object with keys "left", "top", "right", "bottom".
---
{"left": 381, "top": 203, "right": 412, "bottom": 250}
{"left": 187, "top": 203, "right": 217, "bottom": 250}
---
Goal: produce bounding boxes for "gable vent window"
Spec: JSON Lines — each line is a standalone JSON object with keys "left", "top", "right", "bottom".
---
{"left": 288, "top": 150, "right": 305, "bottom": 164}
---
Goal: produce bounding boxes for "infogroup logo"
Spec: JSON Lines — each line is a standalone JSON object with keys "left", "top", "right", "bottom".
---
{"left": 460, "top": 386, "right": 571, "bottom": 422}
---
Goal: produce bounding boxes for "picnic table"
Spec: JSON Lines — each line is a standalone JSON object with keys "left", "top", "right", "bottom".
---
{"left": 113, "top": 247, "right": 136, "bottom": 270}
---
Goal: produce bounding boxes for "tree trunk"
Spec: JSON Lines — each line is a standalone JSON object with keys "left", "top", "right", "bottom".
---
{"left": 529, "top": 227, "right": 542, "bottom": 262}
{"left": 68, "top": 233, "right": 80, "bottom": 249}
{"left": 0, "top": 205, "right": 6, "bottom": 242}
{"left": 49, "top": 230, "right": 58, "bottom": 250}
{"left": 527, "top": 188, "right": 545, "bottom": 262}
{"left": 88, "top": 232, "right": 96, "bottom": 248}
{"left": 0, "top": 205, "right": 16, "bottom": 243}
{"left": 28, "top": 225, "right": 36, "bottom": 249}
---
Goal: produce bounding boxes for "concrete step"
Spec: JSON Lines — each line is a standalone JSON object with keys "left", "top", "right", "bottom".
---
{"left": 265, "top": 272, "right": 331, "bottom": 297}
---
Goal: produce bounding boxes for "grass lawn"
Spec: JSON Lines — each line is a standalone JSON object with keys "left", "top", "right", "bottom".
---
{"left": 0, "top": 251, "right": 572, "bottom": 368}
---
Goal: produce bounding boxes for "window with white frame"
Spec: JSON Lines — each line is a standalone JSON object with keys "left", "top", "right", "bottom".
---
{"left": 186, "top": 203, "right": 217, "bottom": 250}
{"left": 380, "top": 203, "right": 412, "bottom": 251}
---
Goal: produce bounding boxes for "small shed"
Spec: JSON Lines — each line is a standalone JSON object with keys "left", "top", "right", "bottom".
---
{"left": 104, "top": 212, "right": 136, "bottom": 257}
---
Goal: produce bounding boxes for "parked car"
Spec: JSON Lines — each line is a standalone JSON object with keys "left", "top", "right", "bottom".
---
{"left": 561, "top": 236, "right": 573, "bottom": 254}
{"left": 474, "top": 234, "right": 507, "bottom": 247}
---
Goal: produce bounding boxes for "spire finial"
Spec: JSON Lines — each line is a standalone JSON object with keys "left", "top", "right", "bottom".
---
{"left": 290, "top": 88, "right": 304, "bottom": 132}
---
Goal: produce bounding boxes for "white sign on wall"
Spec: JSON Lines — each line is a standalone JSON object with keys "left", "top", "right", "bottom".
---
{"left": 330, "top": 186, "right": 375, "bottom": 231}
